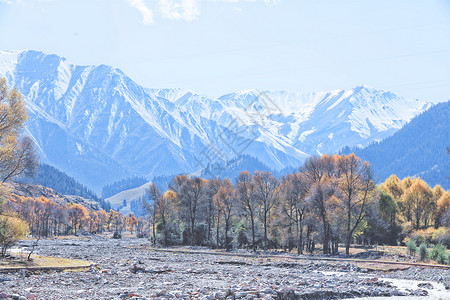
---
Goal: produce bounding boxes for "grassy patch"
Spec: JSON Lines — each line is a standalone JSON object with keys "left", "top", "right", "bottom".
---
{"left": 0, "top": 253, "right": 92, "bottom": 271}
{"left": 353, "top": 262, "right": 410, "bottom": 271}
{"left": 21, "top": 235, "right": 91, "bottom": 241}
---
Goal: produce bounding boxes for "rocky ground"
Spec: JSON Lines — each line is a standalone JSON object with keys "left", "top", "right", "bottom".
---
{"left": 0, "top": 236, "right": 449, "bottom": 299}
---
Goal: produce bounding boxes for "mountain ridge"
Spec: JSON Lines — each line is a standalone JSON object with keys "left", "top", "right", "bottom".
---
{"left": 0, "top": 50, "right": 432, "bottom": 191}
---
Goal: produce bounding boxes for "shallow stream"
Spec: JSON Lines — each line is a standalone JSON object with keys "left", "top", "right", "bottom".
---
{"left": 320, "top": 271, "right": 449, "bottom": 299}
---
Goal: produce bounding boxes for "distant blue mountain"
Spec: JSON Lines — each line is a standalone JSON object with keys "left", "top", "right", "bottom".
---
{"left": 342, "top": 101, "right": 450, "bottom": 189}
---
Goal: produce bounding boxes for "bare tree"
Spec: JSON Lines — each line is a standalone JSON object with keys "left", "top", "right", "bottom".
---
{"left": 157, "top": 190, "right": 177, "bottom": 245}
{"left": 205, "top": 178, "right": 220, "bottom": 245}
{"left": 302, "top": 155, "right": 335, "bottom": 254}
{"left": 214, "top": 178, "right": 236, "bottom": 250}
{"left": 280, "top": 173, "right": 309, "bottom": 254}
{"left": 176, "top": 177, "right": 207, "bottom": 245}
{"left": 279, "top": 175, "right": 296, "bottom": 252}
{"left": 236, "top": 171, "right": 258, "bottom": 251}
{"left": 143, "top": 183, "right": 163, "bottom": 244}
{"left": 335, "top": 154, "right": 375, "bottom": 255}
{"left": 253, "top": 171, "right": 279, "bottom": 251}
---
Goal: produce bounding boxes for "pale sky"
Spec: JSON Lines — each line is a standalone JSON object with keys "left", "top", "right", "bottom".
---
{"left": 1, "top": 0, "right": 450, "bottom": 103}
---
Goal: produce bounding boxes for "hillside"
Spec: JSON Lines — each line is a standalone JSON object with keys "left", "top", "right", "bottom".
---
{"left": 101, "top": 176, "right": 148, "bottom": 199}
{"left": 105, "top": 181, "right": 150, "bottom": 215}
{"left": 342, "top": 101, "right": 450, "bottom": 189}
{"left": 20, "top": 164, "right": 110, "bottom": 210}
{"left": 7, "top": 182, "right": 102, "bottom": 211}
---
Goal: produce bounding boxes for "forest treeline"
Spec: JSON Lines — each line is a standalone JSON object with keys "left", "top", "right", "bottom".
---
{"left": 4, "top": 195, "right": 144, "bottom": 238}
{"left": 101, "top": 176, "right": 149, "bottom": 199}
{"left": 1, "top": 153, "right": 448, "bottom": 258}
{"left": 141, "top": 153, "right": 449, "bottom": 255}
{"left": 20, "top": 164, "right": 111, "bottom": 210}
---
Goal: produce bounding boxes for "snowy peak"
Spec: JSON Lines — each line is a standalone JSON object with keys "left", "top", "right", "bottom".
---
{"left": 0, "top": 50, "right": 432, "bottom": 191}
{"left": 0, "top": 50, "right": 21, "bottom": 75}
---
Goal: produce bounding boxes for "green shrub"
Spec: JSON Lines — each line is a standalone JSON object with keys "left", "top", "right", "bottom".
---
{"left": 436, "top": 252, "right": 448, "bottom": 265}
{"left": 430, "top": 244, "right": 446, "bottom": 261}
{"left": 418, "top": 243, "right": 429, "bottom": 261}
{"left": 406, "top": 239, "right": 417, "bottom": 256}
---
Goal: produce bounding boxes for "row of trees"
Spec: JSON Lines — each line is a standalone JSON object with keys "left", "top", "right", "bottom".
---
{"left": 381, "top": 175, "right": 448, "bottom": 229}
{"left": 4, "top": 154, "right": 446, "bottom": 256}
{"left": 4, "top": 195, "right": 149, "bottom": 238}
{"left": 377, "top": 175, "right": 449, "bottom": 246}
{"left": 143, "top": 154, "right": 419, "bottom": 254}
{"left": 142, "top": 154, "right": 449, "bottom": 254}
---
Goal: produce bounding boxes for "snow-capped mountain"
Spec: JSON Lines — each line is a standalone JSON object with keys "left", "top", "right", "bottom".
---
{"left": 0, "top": 50, "right": 431, "bottom": 191}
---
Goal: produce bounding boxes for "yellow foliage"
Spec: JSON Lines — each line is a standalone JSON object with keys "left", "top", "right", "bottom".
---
{"left": 0, "top": 216, "right": 29, "bottom": 257}
{"left": 399, "top": 177, "right": 434, "bottom": 229}
{"left": 437, "top": 192, "right": 450, "bottom": 219}
{"left": 2, "top": 216, "right": 28, "bottom": 237}
{"left": 409, "top": 227, "right": 450, "bottom": 247}
{"left": 381, "top": 174, "right": 404, "bottom": 200}
{"left": 0, "top": 78, "right": 37, "bottom": 183}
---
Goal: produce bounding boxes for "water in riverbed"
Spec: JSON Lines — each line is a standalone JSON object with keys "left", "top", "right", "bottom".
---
{"left": 320, "top": 271, "right": 449, "bottom": 299}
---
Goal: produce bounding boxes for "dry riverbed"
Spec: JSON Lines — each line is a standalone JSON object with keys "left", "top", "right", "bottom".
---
{"left": 0, "top": 236, "right": 449, "bottom": 299}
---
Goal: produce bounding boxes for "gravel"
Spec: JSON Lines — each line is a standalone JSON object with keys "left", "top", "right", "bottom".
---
{"left": 0, "top": 236, "right": 448, "bottom": 299}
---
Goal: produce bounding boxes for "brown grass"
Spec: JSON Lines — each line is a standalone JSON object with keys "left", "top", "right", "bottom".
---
{"left": 0, "top": 253, "right": 92, "bottom": 272}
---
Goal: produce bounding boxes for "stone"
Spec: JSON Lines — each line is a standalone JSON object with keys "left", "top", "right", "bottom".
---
{"left": 75, "top": 289, "right": 86, "bottom": 295}
{"left": 390, "top": 290, "right": 403, "bottom": 296}
{"left": 417, "top": 282, "right": 433, "bottom": 289}
{"left": 234, "top": 292, "right": 247, "bottom": 298}
{"left": 25, "top": 293, "right": 37, "bottom": 300}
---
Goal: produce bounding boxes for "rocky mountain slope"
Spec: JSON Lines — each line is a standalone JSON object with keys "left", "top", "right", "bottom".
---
{"left": 6, "top": 182, "right": 101, "bottom": 211}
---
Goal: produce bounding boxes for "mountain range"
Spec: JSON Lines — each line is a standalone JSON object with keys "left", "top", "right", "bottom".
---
{"left": 0, "top": 50, "right": 432, "bottom": 192}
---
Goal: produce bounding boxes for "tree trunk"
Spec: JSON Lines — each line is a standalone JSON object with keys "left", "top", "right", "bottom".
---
{"left": 190, "top": 217, "right": 195, "bottom": 246}
{"left": 333, "top": 240, "right": 339, "bottom": 254}
{"left": 263, "top": 211, "right": 268, "bottom": 251}
{"left": 250, "top": 210, "right": 256, "bottom": 252}
{"left": 322, "top": 217, "right": 329, "bottom": 255}
{"left": 216, "top": 215, "right": 220, "bottom": 248}
{"left": 152, "top": 222, "right": 156, "bottom": 245}
{"left": 306, "top": 225, "right": 310, "bottom": 253}
{"left": 162, "top": 218, "right": 167, "bottom": 246}
{"left": 297, "top": 219, "right": 303, "bottom": 255}
{"left": 346, "top": 236, "right": 351, "bottom": 255}
{"left": 207, "top": 201, "right": 212, "bottom": 244}
{"left": 225, "top": 220, "right": 229, "bottom": 250}
{"left": 346, "top": 206, "right": 351, "bottom": 255}
{"left": 288, "top": 224, "right": 292, "bottom": 252}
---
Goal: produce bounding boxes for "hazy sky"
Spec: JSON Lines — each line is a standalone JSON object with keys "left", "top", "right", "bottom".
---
{"left": 1, "top": 0, "right": 450, "bottom": 102}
